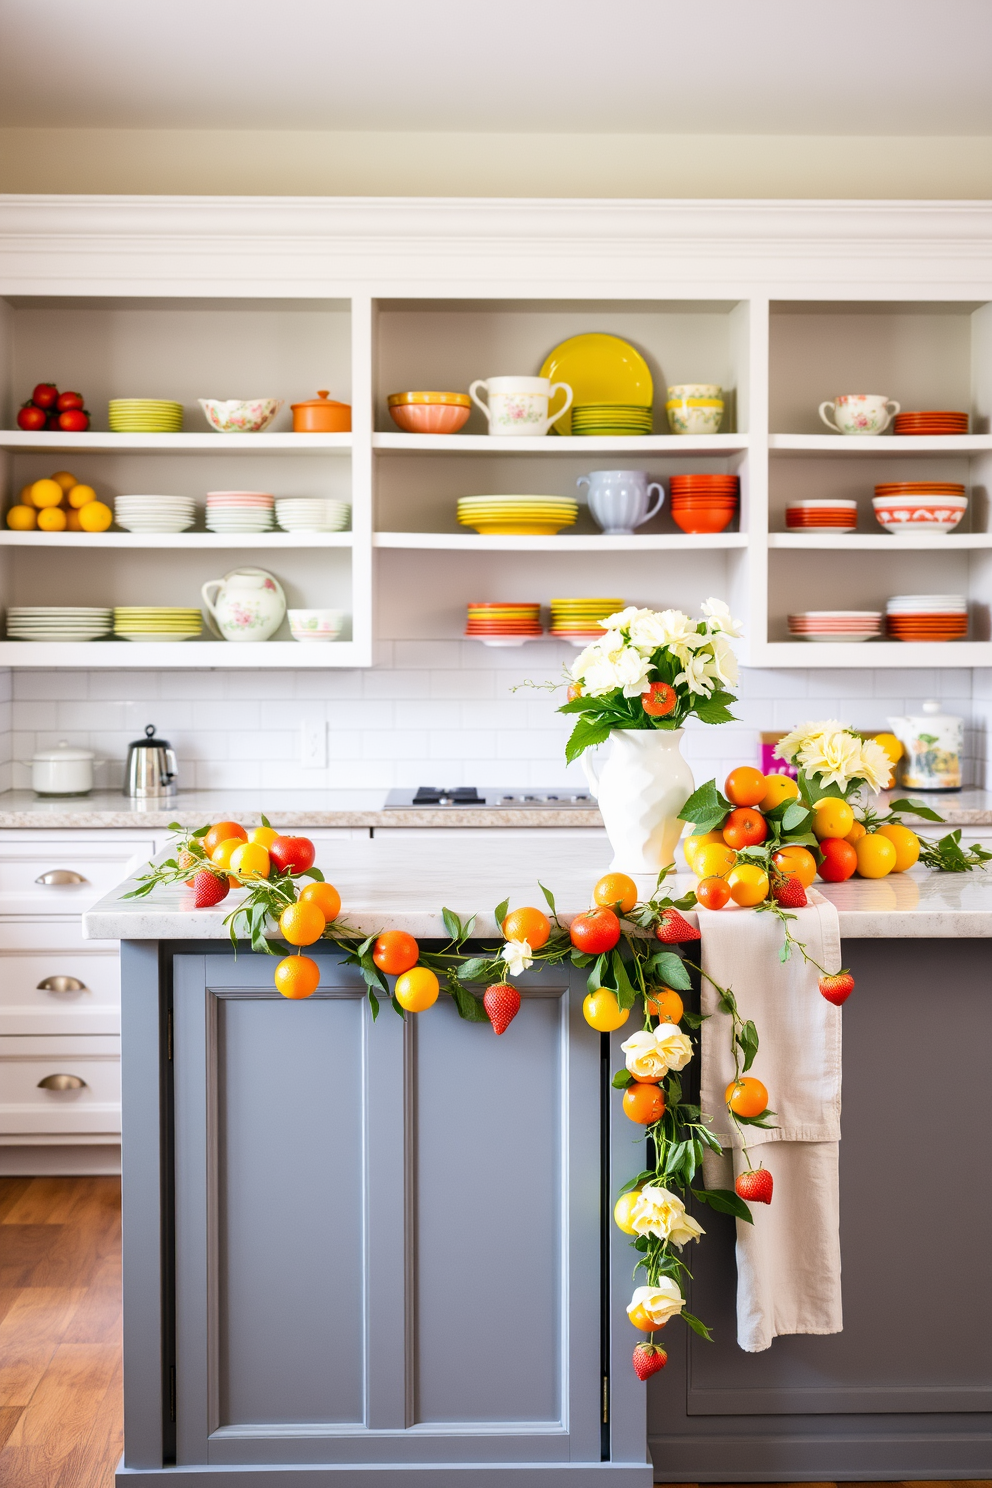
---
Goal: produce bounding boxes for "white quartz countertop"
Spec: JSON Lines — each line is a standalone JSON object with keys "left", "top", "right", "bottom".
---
{"left": 83, "top": 836, "right": 992, "bottom": 941}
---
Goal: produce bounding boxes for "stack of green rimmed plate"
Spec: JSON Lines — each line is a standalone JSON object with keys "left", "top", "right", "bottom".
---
{"left": 571, "top": 403, "right": 653, "bottom": 436}
{"left": 113, "top": 607, "right": 202, "bottom": 642}
{"left": 108, "top": 399, "right": 184, "bottom": 433}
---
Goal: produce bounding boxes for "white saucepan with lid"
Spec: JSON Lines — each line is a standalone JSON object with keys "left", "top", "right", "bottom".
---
{"left": 28, "top": 741, "right": 97, "bottom": 797}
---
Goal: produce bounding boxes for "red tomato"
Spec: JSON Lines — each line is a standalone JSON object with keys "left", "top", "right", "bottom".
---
{"left": 817, "top": 838, "right": 858, "bottom": 883}
{"left": 722, "top": 807, "right": 768, "bottom": 849}
{"left": 569, "top": 906, "right": 621, "bottom": 954}
{"left": 56, "top": 391, "right": 84, "bottom": 412}
{"left": 696, "top": 876, "right": 731, "bottom": 909}
{"left": 57, "top": 409, "right": 90, "bottom": 432}
{"left": 17, "top": 405, "right": 48, "bottom": 430}
{"left": 269, "top": 835, "right": 316, "bottom": 874}
{"left": 31, "top": 382, "right": 59, "bottom": 409}
{"left": 372, "top": 930, "right": 420, "bottom": 975}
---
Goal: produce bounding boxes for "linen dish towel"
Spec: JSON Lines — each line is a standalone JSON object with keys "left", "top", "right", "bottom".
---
{"left": 696, "top": 887, "right": 843, "bottom": 1353}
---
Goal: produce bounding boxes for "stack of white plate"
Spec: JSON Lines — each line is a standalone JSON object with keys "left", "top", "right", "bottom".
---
{"left": 113, "top": 607, "right": 203, "bottom": 642}
{"left": 205, "top": 491, "right": 273, "bottom": 533}
{"left": 275, "top": 498, "right": 351, "bottom": 533}
{"left": 115, "top": 495, "right": 195, "bottom": 533}
{"left": 7, "top": 607, "right": 112, "bottom": 642}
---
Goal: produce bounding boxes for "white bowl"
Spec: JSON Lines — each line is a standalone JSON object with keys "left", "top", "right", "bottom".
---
{"left": 288, "top": 608, "right": 344, "bottom": 642}
{"left": 199, "top": 399, "right": 283, "bottom": 434}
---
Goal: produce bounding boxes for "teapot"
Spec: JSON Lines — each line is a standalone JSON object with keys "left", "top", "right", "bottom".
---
{"left": 201, "top": 567, "right": 286, "bottom": 643}
{"left": 886, "top": 700, "right": 963, "bottom": 792}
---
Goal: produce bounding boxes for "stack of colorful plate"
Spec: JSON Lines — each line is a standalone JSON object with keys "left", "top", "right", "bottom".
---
{"left": 465, "top": 602, "right": 543, "bottom": 648}
{"left": 114, "top": 495, "right": 195, "bottom": 533}
{"left": 788, "top": 611, "right": 883, "bottom": 643}
{"left": 274, "top": 498, "right": 350, "bottom": 533}
{"left": 6, "top": 606, "right": 112, "bottom": 642}
{"left": 886, "top": 595, "right": 968, "bottom": 642}
{"left": 205, "top": 491, "right": 274, "bottom": 534}
{"left": 571, "top": 404, "right": 653, "bottom": 436}
{"left": 113, "top": 607, "right": 203, "bottom": 642}
{"left": 456, "top": 495, "right": 578, "bottom": 536}
{"left": 893, "top": 410, "right": 969, "bottom": 436}
{"left": 785, "top": 498, "right": 858, "bottom": 532}
{"left": 108, "top": 399, "right": 183, "bottom": 433}
{"left": 669, "top": 474, "right": 739, "bottom": 534}
{"left": 550, "top": 597, "right": 625, "bottom": 647}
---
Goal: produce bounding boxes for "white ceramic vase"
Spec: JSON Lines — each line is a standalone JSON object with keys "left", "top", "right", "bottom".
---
{"left": 582, "top": 729, "right": 695, "bottom": 882}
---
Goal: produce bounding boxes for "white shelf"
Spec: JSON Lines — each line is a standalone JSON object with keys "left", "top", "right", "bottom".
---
{"left": 769, "top": 433, "right": 992, "bottom": 457}
{"left": 373, "top": 432, "right": 748, "bottom": 455}
{"left": 0, "top": 531, "right": 353, "bottom": 549}
{"left": 0, "top": 431, "right": 352, "bottom": 454}
{"left": 374, "top": 531, "right": 747, "bottom": 551}
{"left": 0, "top": 641, "right": 367, "bottom": 668}
{"left": 761, "top": 641, "right": 991, "bottom": 667}
{"left": 768, "top": 532, "right": 992, "bottom": 550}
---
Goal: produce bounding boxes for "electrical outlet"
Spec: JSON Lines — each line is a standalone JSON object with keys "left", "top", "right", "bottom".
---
{"left": 300, "top": 718, "right": 327, "bottom": 769}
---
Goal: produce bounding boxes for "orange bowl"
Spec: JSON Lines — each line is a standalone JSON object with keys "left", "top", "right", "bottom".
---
{"left": 389, "top": 403, "right": 471, "bottom": 434}
{"left": 672, "top": 508, "right": 735, "bottom": 534}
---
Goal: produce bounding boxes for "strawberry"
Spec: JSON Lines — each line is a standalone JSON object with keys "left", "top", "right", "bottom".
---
{"left": 819, "top": 971, "right": 854, "bottom": 1006}
{"left": 655, "top": 908, "right": 700, "bottom": 943}
{"left": 483, "top": 982, "right": 521, "bottom": 1035}
{"left": 191, "top": 870, "right": 230, "bottom": 909}
{"left": 735, "top": 1166, "right": 773, "bottom": 1204}
{"left": 632, "top": 1343, "right": 668, "bottom": 1379}
{"left": 772, "top": 873, "right": 807, "bottom": 909}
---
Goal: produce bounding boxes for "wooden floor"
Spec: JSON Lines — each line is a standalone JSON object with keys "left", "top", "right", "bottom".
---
{"left": 0, "top": 1175, "right": 122, "bottom": 1488}
{"left": 0, "top": 1177, "right": 988, "bottom": 1487}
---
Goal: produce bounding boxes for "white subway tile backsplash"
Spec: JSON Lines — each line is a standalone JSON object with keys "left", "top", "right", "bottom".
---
{"left": 13, "top": 670, "right": 88, "bottom": 701}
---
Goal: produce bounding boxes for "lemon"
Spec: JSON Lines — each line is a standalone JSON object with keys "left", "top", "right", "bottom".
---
{"left": 873, "top": 732, "right": 904, "bottom": 763}
{"left": 50, "top": 471, "right": 78, "bottom": 492}
{"left": 18, "top": 482, "right": 36, "bottom": 508}
{"left": 78, "top": 501, "right": 112, "bottom": 532}
{"left": 876, "top": 822, "right": 920, "bottom": 872}
{"left": 66, "top": 510, "right": 83, "bottom": 531}
{"left": 37, "top": 506, "right": 67, "bottom": 532}
{"left": 31, "top": 478, "right": 64, "bottom": 509}
{"left": 582, "top": 988, "right": 629, "bottom": 1031}
{"left": 67, "top": 484, "right": 97, "bottom": 509}
{"left": 6, "top": 505, "right": 36, "bottom": 530}
{"left": 614, "top": 1191, "right": 642, "bottom": 1235}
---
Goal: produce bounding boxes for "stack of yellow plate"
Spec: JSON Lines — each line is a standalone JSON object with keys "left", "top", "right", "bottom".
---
{"left": 571, "top": 404, "right": 653, "bottom": 436}
{"left": 550, "top": 597, "right": 624, "bottom": 647}
{"left": 108, "top": 399, "right": 184, "bottom": 433}
{"left": 113, "top": 607, "right": 202, "bottom": 642}
{"left": 456, "top": 495, "right": 578, "bottom": 536}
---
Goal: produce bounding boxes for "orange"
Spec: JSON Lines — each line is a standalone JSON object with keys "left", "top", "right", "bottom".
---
{"left": 683, "top": 830, "right": 725, "bottom": 870}
{"left": 724, "top": 766, "right": 767, "bottom": 807}
{"left": 855, "top": 832, "right": 897, "bottom": 879}
{"left": 210, "top": 837, "right": 246, "bottom": 871}
{"left": 19, "top": 482, "right": 36, "bottom": 507}
{"left": 614, "top": 1190, "right": 641, "bottom": 1235}
{"left": 812, "top": 798, "right": 855, "bottom": 841}
{"left": 696, "top": 875, "right": 731, "bottom": 909}
{"left": 758, "top": 773, "right": 800, "bottom": 812}
{"left": 725, "top": 1076, "right": 768, "bottom": 1118}
{"left": 50, "top": 470, "right": 78, "bottom": 492}
{"left": 583, "top": 988, "right": 629, "bottom": 1031}
{"left": 279, "top": 900, "right": 326, "bottom": 946}
{"left": 873, "top": 732, "right": 904, "bottom": 764}
{"left": 66, "top": 510, "right": 83, "bottom": 531}
{"left": 274, "top": 954, "right": 320, "bottom": 1000}
{"left": 876, "top": 822, "right": 920, "bottom": 872}
{"left": 623, "top": 1083, "right": 666, "bottom": 1125}
{"left": 629, "top": 1304, "right": 664, "bottom": 1333}
{"left": 299, "top": 881, "right": 342, "bottom": 922}
{"left": 845, "top": 820, "right": 867, "bottom": 846}
{"left": 727, "top": 863, "right": 769, "bottom": 906}
{"left": 30, "top": 478, "right": 64, "bottom": 508}
{"left": 372, "top": 929, "right": 419, "bottom": 975}
{"left": 644, "top": 987, "right": 683, "bottom": 1023}
{"left": 593, "top": 872, "right": 637, "bottom": 914}
{"left": 248, "top": 825, "right": 280, "bottom": 849}
{"left": 694, "top": 841, "right": 737, "bottom": 879}
{"left": 78, "top": 501, "right": 112, "bottom": 532}
{"left": 203, "top": 822, "right": 247, "bottom": 857}
{"left": 394, "top": 967, "right": 439, "bottom": 1012}
{"left": 67, "top": 483, "right": 97, "bottom": 509}
{"left": 771, "top": 845, "right": 817, "bottom": 888}
{"left": 502, "top": 906, "right": 551, "bottom": 949}
{"left": 6, "top": 505, "right": 36, "bottom": 530}
{"left": 229, "top": 841, "right": 271, "bottom": 879}
{"left": 37, "top": 506, "right": 67, "bottom": 531}
{"left": 723, "top": 807, "right": 767, "bottom": 849}
{"left": 817, "top": 838, "right": 858, "bottom": 882}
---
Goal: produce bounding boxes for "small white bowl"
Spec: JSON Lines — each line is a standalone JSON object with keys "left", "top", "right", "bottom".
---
{"left": 199, "top": 398, "right": 283, "bottom": 434}
{"left": 288, "top": 608, "right": 344, "bottom": 642}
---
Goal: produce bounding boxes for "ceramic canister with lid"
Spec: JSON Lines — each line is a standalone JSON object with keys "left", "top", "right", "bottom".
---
{"left": 886, "top": 700, "right": 964, "bottom": 791}
{"left": 30, "top": 741, "right": 96, "bottom": 797}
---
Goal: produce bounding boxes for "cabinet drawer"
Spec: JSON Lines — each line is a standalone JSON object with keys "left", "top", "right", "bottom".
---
{"left": 0, "top": 840, "right": 154, "bottom": 916}
{"left": 0, "top": 1036, "right": 120, "bottom": 1136}
{"left": 0, "top": 953, "right": 120, "bottom": 1035}
{"left": 0, "top": 918, "right": 119, "bottom": 952}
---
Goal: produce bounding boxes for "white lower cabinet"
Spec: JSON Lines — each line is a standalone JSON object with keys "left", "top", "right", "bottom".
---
{"left": 0, "top": 952, "right": 121, "bottom": 1035}
{"left": 0, "top": 1035, "right": 121, "bottom": 1136}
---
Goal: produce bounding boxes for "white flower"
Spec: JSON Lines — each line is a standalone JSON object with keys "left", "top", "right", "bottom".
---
{"left": 627, "top": 608, "right": 698, "bottom": 658}
{"left": 857, "top": 737, "right": 894, "bottom": 793}
{"left": 502, "top": 940, "right": 533, "bottom": 976}
{"left": 631, "top": 1184, "right": 705, "bottom": 1248}
{"left": 701, "top": 598, "right": 744, "bottom": 638}
{"left": 653, "top": 1020, "right": 694, "bottom": 1072}
{"left": 621, "top": 1024, "right": 693, "bottom": 1081}
{"left": 612, "top": 645, "right": 655, "bottom": 697}
{"left": 627, "top": 1280, "right": 685, "bottom": 1328}
{"left": 774, "top": 719, "right": 848, "bottom": 764}
{"left": 704, "top": 631, "right": 739, "bottom": 688}
{"left": 601, "top": 606, "right": 652, "bottom": 631}
{"left": 798, "top": 729, "right": 864, "bottom": 792}
{"left": 674, "top": 651, "right": 717, "bottom": 697}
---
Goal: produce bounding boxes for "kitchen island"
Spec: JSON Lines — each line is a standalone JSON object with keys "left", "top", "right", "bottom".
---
{"left": 85, "top": 838, "right": 992, "bottom": 1485}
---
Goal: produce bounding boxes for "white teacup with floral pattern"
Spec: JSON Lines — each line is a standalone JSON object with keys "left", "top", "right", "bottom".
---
{"left": 666, "top": 384, "right": 724, "bottom": 435}
{"left": 468, "top": 376, "right": 573, "bottom": 437}
{"left": 288, "top": 609, "right": 344, "bottom": 642}
{"left": 819, "top": 394, "right": 900, "bottom": 435}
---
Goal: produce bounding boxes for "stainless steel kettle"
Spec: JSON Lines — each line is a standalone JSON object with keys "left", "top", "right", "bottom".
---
{"left": 123, "top": 724, "right": 178, "bottom": 799}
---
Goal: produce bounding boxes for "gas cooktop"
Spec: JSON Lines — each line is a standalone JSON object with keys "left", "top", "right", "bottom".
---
{"left": 384, "top": 787, "right": 595, "bottom": 808}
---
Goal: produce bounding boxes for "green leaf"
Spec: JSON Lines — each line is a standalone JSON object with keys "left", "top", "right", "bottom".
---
{"left": 678, "top": 779, "right": 731, "bottom": 828}
{"left": 734, "top": 1108, "right": 778, "bottom": 1129}
{"left": 390, "top": 995, "right": 405, "bottom": 1019}
{"left": 620, "top": 1169, "right": 655, "bottom": 1194}
{"left": 612, "top": 1069, "right": 634, "bottom": 1089}
{"left": 564, "top": 714, "right": 613, "bottom": 764}
{"left": 587, "top": 952, "right": 608, "bottom": 993}
{"left": 649, "top": 950, "right": 691, "bottom": 992}
{"left": 302, "top": 866, "right": 325, "bottom": 882}
{"left": 611, "top": 949, "right": 637, "bottom": 1010}
{"left": 680, "top": 1009, "right": 706, "bottom": 1029}
{"left": 367, "top": 988, "right": 380, "bottom": 1021}
{"left": 570, "top": 948, "right": 595, "bottom": 967}
{"left": 666, "top": 1072, "right": 682, "bottom": 1106}
{"left": 692, "top": 698, "right": 738, "bottom": 726}
{"left": 441, "top": 907, "right": 462, "bottom": 942}
{"left": 456, "top": 956, "right": 490, "bottom": 982}
{"left": 632, "top": 1235, "right": 649, "bottom": 1253}
{"left": 191, "top": 824, "right": 210, "bottom": 838}
{"left": 450, "top": 981, "right": 490, "bottom": 1022}
{"left": 888, "top": 797, "right": 945, "bottom": 823}
{"left": 781, "top": 801, "right": 811, "bottom": 832}
{"left": 682, "top": 1309, "right": 715, "bottom": 1341}
{"left": 557, "top": 694, "right": 603, "bottom": 714}
{"left": 356, "top": 932, "right": 376, "bottom": 958}
{"left": 737, "top": 1019, "right": 759, "bottom": 1073}
{"left": 494, "top": 897, "right": 509, "bottom": 927}
{"left": 538, "top": 881, "right": 557, "bottom": 918}
{"left": 692, "top": 1186, "right": 754, "bottom": 1224}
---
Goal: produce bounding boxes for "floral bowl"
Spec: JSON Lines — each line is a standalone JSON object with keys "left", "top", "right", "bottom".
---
{"left": 665, "top": 386, "right": 724, "bottom": 436}
{"left": 288, "top": 608, "right": 344, "bottom": 643}
{"left": 199, "top": 398, "right": 283, "bottom": 434}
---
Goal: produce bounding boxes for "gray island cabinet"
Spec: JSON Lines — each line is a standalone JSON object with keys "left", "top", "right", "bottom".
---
{"left": 84, "top": 838, "right": 992, "bottom": 1485}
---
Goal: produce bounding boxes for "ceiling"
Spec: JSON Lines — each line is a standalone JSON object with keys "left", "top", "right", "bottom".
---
{"left": 2, "top": 0, "right": 990, "bottom": 136}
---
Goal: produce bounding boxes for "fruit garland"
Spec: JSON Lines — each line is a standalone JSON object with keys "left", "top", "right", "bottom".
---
{"left": 127, "top": 816, "right": 853, "bottom": 1382}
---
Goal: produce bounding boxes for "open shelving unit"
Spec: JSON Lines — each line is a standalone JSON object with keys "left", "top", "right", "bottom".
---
{"left": 1, "top": 200, "right": 991, "bottom": 667}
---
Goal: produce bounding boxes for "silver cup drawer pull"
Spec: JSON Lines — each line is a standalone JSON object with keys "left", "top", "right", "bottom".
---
{"left": 35, "top": 869, "right": 89, "bottom": 886}
{"left": 37, "top": 1073, "right": 88, "bottom": 1091}
{"left": 37, "top": 975, "right": 89, "bottom": 993}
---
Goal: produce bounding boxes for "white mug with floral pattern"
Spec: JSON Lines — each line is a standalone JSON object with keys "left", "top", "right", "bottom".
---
{"left": 469, "top": 376, "right": 573, "bottom": 437}
{"left": 819, "top": 393, "right": 900, "bottom": 435}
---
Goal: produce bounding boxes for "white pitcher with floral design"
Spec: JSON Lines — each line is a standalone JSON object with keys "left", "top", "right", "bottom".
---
{"left": 202, "top": 567, "right": 286, "bottom": 642}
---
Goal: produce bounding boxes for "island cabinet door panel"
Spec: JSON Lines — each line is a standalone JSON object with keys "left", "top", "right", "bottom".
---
{"left": 171, "top": 952, "right": 604, "bottom": 1471}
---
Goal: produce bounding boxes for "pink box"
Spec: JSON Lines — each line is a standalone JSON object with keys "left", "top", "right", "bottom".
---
{"left": 760, "top": 735, "right": 798, "bottom": 779}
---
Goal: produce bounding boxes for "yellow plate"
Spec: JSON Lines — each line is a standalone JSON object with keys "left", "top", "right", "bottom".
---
{"left": 467, "top": 522, "right": 572, "bottom": 535}
{"left": 539, "top": 334, "right": 653, "bottom": 436}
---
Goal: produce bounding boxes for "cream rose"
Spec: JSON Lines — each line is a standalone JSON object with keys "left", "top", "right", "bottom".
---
{"left": 621, "top": 1024, "right": 693, "bottom": 1081}
{"left": 627, "top": 1280, "right": 685, "bottom": 1328}
{"left": 653, "top": 1021, "right": 693, "bottom": 1072}
{"left": 701, "top": 597, "right": 744, "bottom": 638}
{"left": 501, "top": 940, "right": 533, "bottom": 976}
{"left": 631, "top": 1185, "right": 705, "bottom": 1248}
